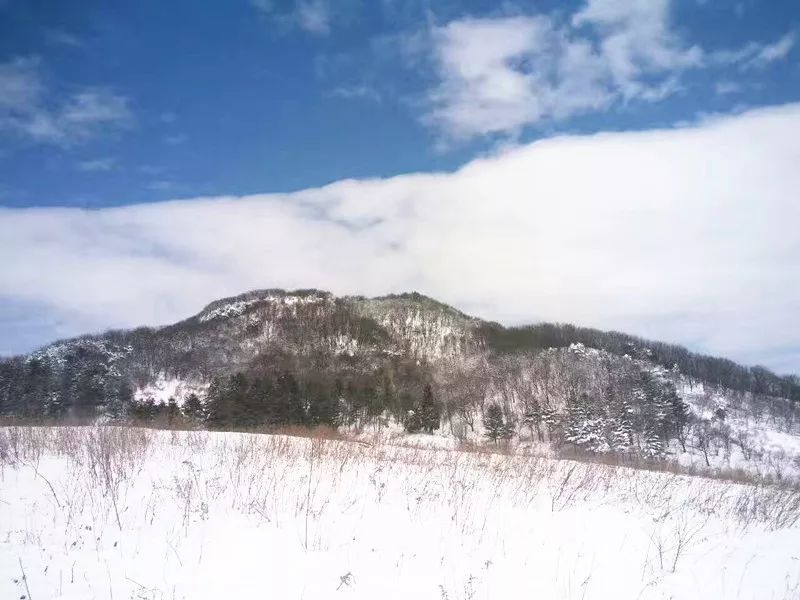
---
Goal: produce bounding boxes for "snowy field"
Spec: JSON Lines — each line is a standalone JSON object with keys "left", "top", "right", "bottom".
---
{"left": 2, "top": 427, "right": 800, "bottom": 599}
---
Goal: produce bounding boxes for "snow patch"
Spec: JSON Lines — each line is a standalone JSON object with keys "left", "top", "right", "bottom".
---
{"left": 134, "top": 376, "right": 207, "bottom": 407}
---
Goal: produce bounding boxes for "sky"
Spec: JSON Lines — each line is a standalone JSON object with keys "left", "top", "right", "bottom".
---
{"left": 0, "top": 0, "right": 799, "bottom": 374}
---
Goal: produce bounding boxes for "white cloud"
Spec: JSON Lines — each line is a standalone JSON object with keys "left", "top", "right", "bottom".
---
{"left": 424, "top": 17, "right": 566, "bottom": 140}
{"left": 715, "top": 80, "right": 742, "bottom": 96}
{"left": 0, "top": 57, "right": 43, "bottom": 111}
{"left": 251, "top": 0, "right": 358, "bottom": 35}
{"left": 77, "top": 157, "right": 117, "bottom": 172}
{"left": 0, "top": 58, "right": 133, "bottom": 146}
{"left": 571, "top": 0, "right": 703, "bottom": 90}
{"left": 146, "top": 180, "right": 180, "bottom": 192}
{"left": 710, "top": 32, "right": 797, "bottom": 70}
{"left": 330, "top": 85, "right": 382, "bottom": 102}
{"left": 43, "top": 29, "right": 83, "bottom": 48}
{"left": 744, "top": 32, "right": 796, "bottom": 68}
{"left": 295, "top": 0, "right": 331, "bottom": 34}
{"left": 412, "top": 0, "right": 794, "bottom": 141}
{"left": 419, "top": 1, "right": 701, "bottom": 141}
{"left": 164, "top": 133, "right": 188, "bottom": 145}
{"left": 60, "top": 91, "right": 130, "bottom": 127}
{"left": 138, "top": 164, "right": 166, "bottom": 176}
{"left": 1, "top": 104, "right": 799, "bottom": 372}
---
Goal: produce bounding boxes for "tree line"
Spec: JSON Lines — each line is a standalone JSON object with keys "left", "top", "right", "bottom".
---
{"left": 480, "top": 322, "right": 800, "bottom": 402}
{"left": 129, "top": 368, "right": 443, "bottom": 435}
{"left": 1, "top": 330, "right": 796, "bottom": 465}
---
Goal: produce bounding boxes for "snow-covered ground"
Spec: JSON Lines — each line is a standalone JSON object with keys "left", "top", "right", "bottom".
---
{"left": 2, "top": 426, "right": 799, "bottom": 600}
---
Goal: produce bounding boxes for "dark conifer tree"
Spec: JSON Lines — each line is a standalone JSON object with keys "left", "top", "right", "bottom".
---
{"left": 167, "top": 396, "right": 179, "bottom": 425}
{"left": 183, "top": 392, "right": 205, "bottom": 421}
{"left": 419, "top": 384, "right": 440, "bottom": 433}
{"left": 483, "top": 403, "right": 512, "bottom": 444}
{"left": 244, "top": 376, "right": 272, "bottom": 426}
{"left": 274, "top": 371, "right": 305, "bottom": 426}
{"left": 307, "top": 381, "right": 340, "bottom": 426}
{"left": 204, "top": 376, "right": 230, "bottom": 426}
{"left": 107, "top": 380, "right": 133, "bottom": 419}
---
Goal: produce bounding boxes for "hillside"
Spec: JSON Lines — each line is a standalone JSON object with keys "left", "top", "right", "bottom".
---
{"left": 1, "top": 289, "right": 799, "bottom": 481}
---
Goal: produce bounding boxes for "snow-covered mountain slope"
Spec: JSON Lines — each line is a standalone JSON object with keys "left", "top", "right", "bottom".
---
{"left": 674, "top": 378, "right": 800, "bottom": 481}
{"left": 354, "top": 292, "right": 483, "bottom": 359}
{"left": 1, "top": 288, "right": 798, "bottom": 478}
{"left": 2, "top": 426, "right": 799, "bottom": 600}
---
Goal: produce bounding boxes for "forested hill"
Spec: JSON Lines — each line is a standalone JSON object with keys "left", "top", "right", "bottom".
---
{"left": 1, "top": 288, "right": 799, "bottom": 474}
{"left": 478, "top": 320, "right": 800, "bottom": 401}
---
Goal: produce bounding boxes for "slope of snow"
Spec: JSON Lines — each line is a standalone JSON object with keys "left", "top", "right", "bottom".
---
{"left": 2, "top": 426, "right": 799, "bottom": 599}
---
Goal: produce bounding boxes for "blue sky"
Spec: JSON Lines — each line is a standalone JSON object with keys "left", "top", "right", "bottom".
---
{"left": 1, "top": 0, "right": 799, "bottom": 373}
{"left": 1, "top": 0, "right": 798, "bottom": 206}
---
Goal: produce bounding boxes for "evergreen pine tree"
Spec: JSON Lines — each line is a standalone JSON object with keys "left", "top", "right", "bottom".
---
{"left": 610, "top": 397, "right": 634, "bottom": 452}
{"left": 167, "top": 396, "right": 179, "bottom": 425}
{"left": 204, "top": 376, "right": 230, "bottom": 426}
{"left": 635, "top": 370, "right": 671, "bottom": 454}
{"left": 107, "top": 380, "right": 133, "bottom": 420}
{"left": 274, "top": 371, "right": 305, "bottom": 426}
{"left": 483, "top": 404, "right": 512, "bottom": 444}
{"left": 21, "top": 358, "right": 51, "bottom": 417}
{"left": 307, "top": 380, "right": 340, "bottom": 427}
{"left": 74, "top": 365, "right": 106, "bottom": 418}
{"left": 522, "top": 398, "right": 543, "bottom": 441}
{"left": 404, "top": 405, "right": 423, "bottom": 433}
{"left": 419, "top": 384, "right": 440, "bottom": 433}
{"left": 670, "top": 392, "right": 691, "bottom": 451}
{"left": 243, "top": 376, "right": 272, "bottom": 426}
{"left": 183, "top": 392, "right": 205, "bottom": 421}
{"left": 643, "top": 428, "right": 665, "bottom": 458}
{"left": 564, "top": 392, "right": 596, "bottom": 450}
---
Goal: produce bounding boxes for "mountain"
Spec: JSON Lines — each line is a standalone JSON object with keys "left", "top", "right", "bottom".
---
{"left": 2, "top": 288, "right": 799, "bottom": 480}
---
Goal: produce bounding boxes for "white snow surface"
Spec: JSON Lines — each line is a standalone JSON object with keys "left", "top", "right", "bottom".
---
{"left": 133, "top": 375, "right": 207, "bottom": 407}
{"left": 2, "top": 426, "right": 800, "bottom": 600}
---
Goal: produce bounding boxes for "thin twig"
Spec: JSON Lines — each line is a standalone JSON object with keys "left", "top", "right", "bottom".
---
{"left": 19, "top": 557, "right": 33, "bottom": 600}
{"left": 305, "top": 439, "right": 314, "bottom": 551}
{"left": 26, "top": 460, "right": 61, "bottom": 509}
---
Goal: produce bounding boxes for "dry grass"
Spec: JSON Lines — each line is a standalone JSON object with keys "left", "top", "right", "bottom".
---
{"left": 2, "top": 424, "right": 800, "bottom": 598}
{"left": 4, "top": 413, "right": 797, "bottom": 490}
{"left": 4, "top": 424, "right": 797, "bottom": 529}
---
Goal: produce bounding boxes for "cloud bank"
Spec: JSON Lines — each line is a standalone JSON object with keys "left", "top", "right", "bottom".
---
{"left": 2, "top": 104, "right": 800, "bottom": 372}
